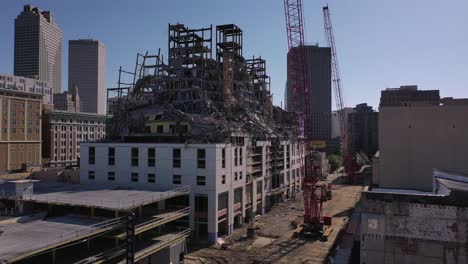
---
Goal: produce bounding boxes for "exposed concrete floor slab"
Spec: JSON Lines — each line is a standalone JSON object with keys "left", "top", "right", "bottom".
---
{"left": 0, "top": 215, "right": 107, "bottom": 262}
{"left": 24, "top": 182, "right": 189, "bottom": 211}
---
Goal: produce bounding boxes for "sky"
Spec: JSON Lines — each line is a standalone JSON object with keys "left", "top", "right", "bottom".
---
{"left": 0, "top": 0, "right": 467, "bottom": 109}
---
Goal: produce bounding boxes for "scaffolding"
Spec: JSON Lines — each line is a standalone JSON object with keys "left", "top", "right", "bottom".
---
{"left": 106, "top": 23, "right": 282, "bottom": 142}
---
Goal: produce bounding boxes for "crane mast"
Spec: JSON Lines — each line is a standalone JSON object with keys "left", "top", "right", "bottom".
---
{"left": 284, "top": 0, "right": 322, "bottom": 233}
{"left": 323, "top": 5, "right": 355, "bottom": 181}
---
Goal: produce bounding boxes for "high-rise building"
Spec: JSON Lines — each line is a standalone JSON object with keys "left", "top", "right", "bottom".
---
{"left": 0, "top": 89, "right": 42, "bottom": 172}
{"left": 53, "top": 85, "right": 80, "bottom": 112}
{"left": 348, "top": 103, "right": 378, "bottom": 158}
{"left": 285, "top": 45, "right": 332, "bottom": 141}
{"left": 14, "top": 5, "right": 62, "bottom": 94}
{"left": 331, "top": 107, "right": 355, "bottom": 139}
{"left": 68, "top": 39, "right": 106, "bottom": 114}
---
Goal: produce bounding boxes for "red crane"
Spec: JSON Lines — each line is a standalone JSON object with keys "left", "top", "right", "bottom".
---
{"left": 323, "top": 5, "right": 355, "bottom": 181}
{"left": 284, "top": 0, "right": 323, "bottom": 235}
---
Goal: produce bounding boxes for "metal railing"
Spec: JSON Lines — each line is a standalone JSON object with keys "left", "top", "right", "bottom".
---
{"left": 21, "top": 186, "right": 190, "bottom": 210}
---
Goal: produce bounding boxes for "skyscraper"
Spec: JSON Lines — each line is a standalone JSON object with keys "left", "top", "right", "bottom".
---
{"left": 14, "top": 5, "right": 62, "bottom": 94}
{"left": 68, "top": 39, "right": 106, "bottom": 114}
{"left": 286, "top": 44, "right": 332, "bottom": 141}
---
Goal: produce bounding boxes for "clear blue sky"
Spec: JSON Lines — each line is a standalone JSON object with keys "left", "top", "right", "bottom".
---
{"left": 1, "top": 0, "right": 467, "bottom": 109}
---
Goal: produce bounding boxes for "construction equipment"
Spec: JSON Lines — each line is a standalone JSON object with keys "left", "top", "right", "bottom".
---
{"left": 284, "top": 0, "right": 323, "bottom": 237}
{"left": 323, "top": 5, "right": 357, "bottom": 182}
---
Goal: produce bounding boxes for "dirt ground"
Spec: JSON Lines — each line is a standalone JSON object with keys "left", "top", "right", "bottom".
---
{"left": 185, "top": 174, "right": 363, "bottom": 264}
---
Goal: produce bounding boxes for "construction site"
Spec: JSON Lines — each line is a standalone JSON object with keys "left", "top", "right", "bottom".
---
{"left": 1, "top": 1, "right": 371, "bottom": 263}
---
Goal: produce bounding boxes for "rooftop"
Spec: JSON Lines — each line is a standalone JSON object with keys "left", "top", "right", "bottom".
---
{"left": 24, "top": 182, "right": 190, "bottom": 211}
{"left": 0, "top": 214, "right": 121, "bottom": 263}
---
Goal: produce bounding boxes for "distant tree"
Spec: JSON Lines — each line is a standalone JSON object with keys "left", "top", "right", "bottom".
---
{"left": 328, "top": 154, "right": 343, "bottom": 173}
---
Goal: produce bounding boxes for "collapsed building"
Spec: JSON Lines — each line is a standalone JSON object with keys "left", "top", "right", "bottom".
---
{"left": 81, "top": 23, "right": 304, "bottom": 243}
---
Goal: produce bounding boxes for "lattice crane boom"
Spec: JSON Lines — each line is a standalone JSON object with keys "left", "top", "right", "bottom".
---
{"left": 284, "top": 0, "right": 322, "bottom": 230}
{"left": 323, "top": 5, "right": 355, "bottom": 179}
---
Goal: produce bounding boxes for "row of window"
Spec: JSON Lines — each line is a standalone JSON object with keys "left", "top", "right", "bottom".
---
{"left": 90, "top": 147, "right": 207, "bottom": 169}
{"left": 87, "top": 171, "right": 206, "bottom": 186}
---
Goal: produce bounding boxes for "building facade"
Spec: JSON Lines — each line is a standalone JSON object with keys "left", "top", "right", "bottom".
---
{"left": 80, "top": 140, "right": 303, "bottom": 242}
{"left": 53, "top": 86, "right": 80, "bottom": 112}
{"left": 0, "top": 89, "right": 42, "bottom": 172}
{"left": 286, "top": 45, "right": 332, "bottom": 141}
{"left": 348, "top": 103, "right": 378, "bottom": 158}
{"left": 380, "top": 85, "right": 440, "bottom": 107}
{"left": 331, "top": 107, "right": 355, "bottom": 139}
{"left": 68, "top": 39, "right": 106, "bottom": 114}
{"left": 42, "top": 110, "right": 106, "bottom": 167}
{"left": 14, "top": 5, "right": 62, "bottom": 94}
{"left": 378, "top": 94, "right": 468, "bottom": 191}
{"left": 361, "top": 170, "right": 468, "bottom": 264}
{"left": 0, "top": 74, "right": 52, "bottom": 104}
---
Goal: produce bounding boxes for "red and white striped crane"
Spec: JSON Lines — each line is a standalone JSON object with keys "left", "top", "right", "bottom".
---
{"left": 284, "top": 0, "right": 323, "bottom": 234}
{"left": 323, "top": 5, "right": 356, "bottom": 181}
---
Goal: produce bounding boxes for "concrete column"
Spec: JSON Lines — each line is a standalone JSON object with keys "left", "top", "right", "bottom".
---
{"left": 52, "top": 249, "right": 56, "bottom": 264}
{"left": 157, "top": 200, "right": 165, "bottom": 211}
{"left": 90, "top": 207, "right": 94, "bottom": 217}
{"left": 228, "top": 189, "right": 234, "bottom": 235}
{"left": 189, "top": 191, "right": 195, "bottom": 232}
{"left": 207, "top": 192, "right": 218, "bottom": 243}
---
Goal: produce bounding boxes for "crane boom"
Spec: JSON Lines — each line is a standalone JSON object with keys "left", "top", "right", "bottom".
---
{"left": 323, "top": 5, "right": 355, "bottom": 180}
{"left": 284, "top": 0, "right": 322, "bottom": 232}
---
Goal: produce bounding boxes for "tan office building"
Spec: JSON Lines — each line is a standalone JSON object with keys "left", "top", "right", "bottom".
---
{"left": 379, "top": 97, "right": 468, "bottom": 191}
{"left": 0, "top": 89, "right": 42, "bottom": 172}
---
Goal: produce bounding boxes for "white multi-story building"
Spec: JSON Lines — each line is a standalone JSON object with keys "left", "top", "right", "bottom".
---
{"left": 14, "top": 5, "right": 62, "bottom": 94}
{"left": 331, "top": 107, "right": 355, "bottom": 139}
{"left": 68, "top": 39, "right": 106, "bottom": 114}
{"left": 0, "top": 74, "right": 52, "bottom": 104}
{"left": 80, "top": 139, "right": 303, "bottom": 242}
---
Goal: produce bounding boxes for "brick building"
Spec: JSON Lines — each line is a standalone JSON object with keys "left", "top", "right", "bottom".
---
{"left": 0, "top": 89, "right": 42, "bottom": 172}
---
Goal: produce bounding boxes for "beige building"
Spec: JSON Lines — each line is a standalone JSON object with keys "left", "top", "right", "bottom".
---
{"left": 0, "top": 89, "right": 42, "bottom": 172}
{"left": 68, "top": 39, "right": 106, "bottom": 114}
{"left": 14, "top": 5, "right": 62, "bottom": 94}
{"left": 378, "top": 98, "right": 468, "bottom": 191}
{"left": 42, "top": 110, "right": 106, "bottom": 166}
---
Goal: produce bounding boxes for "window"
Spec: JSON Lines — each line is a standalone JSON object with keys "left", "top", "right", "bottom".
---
{"left": 88, "top": 147, "right": 95, "bottom": 165}
{"left": 148, "top": 173, "right": 155, "bottom": 183}
{"left": 222, "top": 175, "right": 226, "bottom": 184}
{"left": 221, "top": 148, "right": 226, "bottom": 168}
{"left": 131, "top": 173, "right": 139, "bottom": 182}
{"left": 157, "top": 125, "right": 163, "bottom": 133}
{"left": 131, "top": 148, "right": 139, "bottom": 167}
{"left": 173, "top": 175, "right": 181, "bottom": 184}
{"left": 173, "top": 148, "right": 181, "bottom": 168}
{"left": 197, "top": 176, "right": 206, "bottom": 186}
{"left": 239, "top": 148, "right": 243, "bottom": 166}
{"left": 234, "top": 172, "right": 238, "bottom": 181}
{"left": 108, "top": 147, "right": 115, "bottom": 165}
{"left": 239, "top": 171, "right": 243, "bottom": 180}
{"left": 108, "top": 172, "right": 115, "bottom": 181}
{"left": 148, "top": 148, "right": 155, "bottom": 167}
{"left": 234, "top": 148, "right": 238, "bottom": 166}
{"left": 197, "top": 149, "right": 206, "bottom": 168}
{"left": 88, "top": 171, "right": 95, "bottom": 180}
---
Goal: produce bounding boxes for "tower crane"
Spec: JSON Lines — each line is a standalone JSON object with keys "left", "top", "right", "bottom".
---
{"left": 323, "top": 5, "right": 356, "bottom": 181}
{"left": 284, "top": 0, "right": 323, "bottom": 235}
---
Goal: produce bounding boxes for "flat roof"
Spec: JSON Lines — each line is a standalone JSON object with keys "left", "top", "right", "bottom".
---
{"left": 0, "top": 214, "right": 119, "bottom": 263}
{"left": 369, "top": 187, "right": 441, "bottom": 196}
{"left": 24, "top": 182, "right": 190, "bottom": 211}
